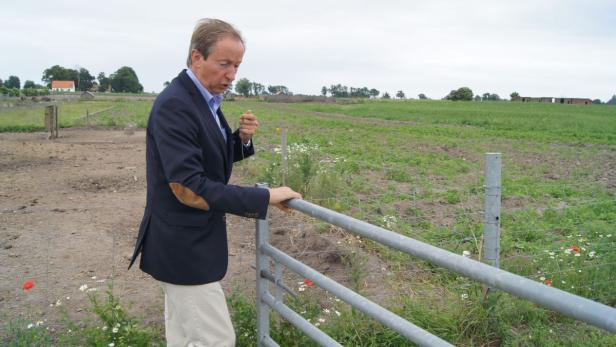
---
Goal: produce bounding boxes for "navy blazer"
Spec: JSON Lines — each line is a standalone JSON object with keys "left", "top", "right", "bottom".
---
{"left": 128, "top": 70, "right": 270, "bottom": 285}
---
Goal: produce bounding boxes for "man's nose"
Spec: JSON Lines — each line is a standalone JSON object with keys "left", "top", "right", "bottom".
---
{"left": 226, "top": 68, "right": 237, "bottom": 81}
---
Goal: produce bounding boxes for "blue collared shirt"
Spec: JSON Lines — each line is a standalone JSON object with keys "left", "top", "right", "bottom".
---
{"left": 186, "top": 69, "right": 226, "bottom": 141}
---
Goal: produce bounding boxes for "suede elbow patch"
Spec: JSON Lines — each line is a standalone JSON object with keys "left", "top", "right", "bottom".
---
{"left": 169, "top": 183, "right": 210, "bottom": 211}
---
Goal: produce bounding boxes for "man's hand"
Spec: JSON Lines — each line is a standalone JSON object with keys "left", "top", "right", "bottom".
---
{"left": 268, "top": 187, "right": 302, "bottom": 212}
{"left": 239, "top": 110, "right": 258, "bottom": 144}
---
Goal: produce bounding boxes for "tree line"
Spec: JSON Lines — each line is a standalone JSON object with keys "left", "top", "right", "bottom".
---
{"left": 231, "top": 78, "right": 291, "bottom": 97}
{"left": 0, "top": 76, "right": 47, "bottom": 97}
{"left": 42, "top": 65, "right": 143, "bottom": 93}
{"left": 4, "top": 69, "right": 616, "bottom": 104}
{"left": 1, "top": 65, "right": 144, "bottom": 97}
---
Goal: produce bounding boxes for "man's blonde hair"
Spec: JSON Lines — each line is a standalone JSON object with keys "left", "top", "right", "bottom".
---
{"left": 186, "top": 18, "right": 244, "bottom": 67}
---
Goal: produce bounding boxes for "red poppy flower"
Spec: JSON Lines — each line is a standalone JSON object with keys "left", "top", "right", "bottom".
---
{"left": 303, "top": 279, "right": 314, "bottom": 286}
{"left": 22, "top": 280, "right": 34, "bottom": 291}
{"left": 570, "top": 245, "right": 580, "bottom": 253}
{"left": 544, "top": 279, "right": 553, "bottom": 286}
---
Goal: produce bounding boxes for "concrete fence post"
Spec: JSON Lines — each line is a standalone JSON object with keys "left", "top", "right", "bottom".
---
{"left": 483, "top": 153, "right": 501, "bottom": 270}
{"left": 256, "top": 183, "right": 271, "bottom": 346}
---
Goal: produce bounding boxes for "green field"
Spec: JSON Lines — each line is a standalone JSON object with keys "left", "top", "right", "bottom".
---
{"left": 2, "top": 99, "right": 615, "bottom": 346}
{"left": 0, "top": 100, "right": 153, "bottom": 131}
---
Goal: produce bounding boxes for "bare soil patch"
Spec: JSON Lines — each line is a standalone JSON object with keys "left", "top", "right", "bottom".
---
{"left": 0, "top": 129, "right": 390, "bottom": 331}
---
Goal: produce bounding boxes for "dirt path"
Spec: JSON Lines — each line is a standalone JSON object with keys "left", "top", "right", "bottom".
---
{"left": 0, "top": 129, "right": 390, "bottom": 330}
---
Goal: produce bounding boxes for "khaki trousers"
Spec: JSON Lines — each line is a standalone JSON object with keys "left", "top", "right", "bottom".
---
{"left": 162, "top": 281, "right": 235, "bottom": 347}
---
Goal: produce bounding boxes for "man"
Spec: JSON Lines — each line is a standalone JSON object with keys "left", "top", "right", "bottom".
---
{"left": 128, "top": 18, "right": 301, "bottom": 346}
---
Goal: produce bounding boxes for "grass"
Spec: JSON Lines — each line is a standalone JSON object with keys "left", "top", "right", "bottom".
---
{"left": 225, "top": 99, "right": 616, "bottom": 345}
{"left": 292, "top": 100, "right": 616, "bottom": 144}
{"left": 0, "top": 100, "right": 152, "bottom": 132}
{"left": 1, "top": 98, "right": 615, "bottom": 345}
{"left": 2, "top": 287, "right": 163, "bottom": 347}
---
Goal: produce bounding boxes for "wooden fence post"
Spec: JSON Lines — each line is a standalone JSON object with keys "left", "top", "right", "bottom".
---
{"left": 44, "top": 105, "right": 59, "bottom": 139}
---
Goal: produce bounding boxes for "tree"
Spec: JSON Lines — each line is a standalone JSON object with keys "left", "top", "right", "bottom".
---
{"left": 445, "top": 87, "right": 473, "bottom": 101}
{"left": 418, "top": 93, "right": 427, "bottom": 100}
{"left": 251, "top": 82, "right": 265, "bottom": 96}
{"left": 480, "top": 92, "right": 501, "bottom": 101}
{"left": 6, "top": 87, "right": 20, "bottom": 97}
{"left": 0, "top": 78, "right": 3, "bottom": 87}
{"left": 5, "top": 75, "right": 21, "bottom": 89}
{"left": 474, "top": 95, "right": 482, "bottom": 101}
{"left": 369, "top": 88, "right": 380, "bottom": 98}
{"left": 328, "top": 84, "right": 348, "bottom": 97}
{"left": 235, "top": 78, "right": 252, "bottom": 97}
{"left": 510, "top": 91, "right": 520, "bottom": 100}
{"left": 267, "top": 85, "right": 291, "bottom": 95}
{"left": 349, "top": 87, "right": 370, "bottom": 98}
{"left": 98, "top": 72, "right": 111, "bottom": 92}
{"left": 42, "top": 65, "right": 78, "bottom": 87}
{"left": 382, "top": 92, "right": 391, "bottom": 99}
{"left": 23, "top": 80, "right": 36, "bottom": 89}
{"left": 78, "top": 68, "right": 95, "bottom": 91}
{"left": 592, "top": 99, "right": 602, "bottom": 104}
{"left": 321, "top": 86, "right": 328, "bottom": 97}
{"left": 396, "top": 90, "right": 405, "bottom": 99}
{"left": 163, "top": 81, "right": 170, "bottom": 88}
{"left": 606, "top": 95, "right": 616, "bottom": 105}
{"left": 109, "top": 66, "right": 143, "bottom": 93}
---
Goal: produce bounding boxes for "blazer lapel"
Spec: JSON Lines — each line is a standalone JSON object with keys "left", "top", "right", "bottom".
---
{"left": 202, "top": 103, "right": 229, "bottom": 157}
{"left": 218, "top": 108, "right": 234, "bottom": 180}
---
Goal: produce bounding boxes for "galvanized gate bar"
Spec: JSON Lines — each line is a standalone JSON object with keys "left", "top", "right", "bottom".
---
{"left": 260, "top": 270, "right": 298, "bottom": 299}
{"left": 285, "top": 198, "right": 616, "bottom": 333}
{"left": 262, "top": 336, "right": 280, "bottom": 347}
{"left": 261, "top": 243, "right": 455, "bottom": 347}
{"left": 262, "top": 292, "right": 343, "bottom": 347}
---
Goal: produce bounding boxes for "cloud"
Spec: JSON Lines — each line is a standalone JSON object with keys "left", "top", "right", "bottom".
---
{"left": 2, "top": 0, "right": 615, "bottom": 99}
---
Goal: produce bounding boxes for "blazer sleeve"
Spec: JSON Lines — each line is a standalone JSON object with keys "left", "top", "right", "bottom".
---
{"left": 151, "top": 97, "right": 269, "bottom": 219}
{"left": 232, "top": 130, "right": 255, "bottom": 163}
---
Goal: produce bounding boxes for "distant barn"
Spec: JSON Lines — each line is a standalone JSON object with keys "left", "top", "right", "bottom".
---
{"left": 520, "top": 97, "right": 553, "bottom": 103}
{"left": 555, "top": 98, "right": 592, "bottom": 105}
{"left": 51, "top": 80, "right": 75, "bottom": 93}
{"left": 516, "top": 96, "right": 592, "bottom": 105}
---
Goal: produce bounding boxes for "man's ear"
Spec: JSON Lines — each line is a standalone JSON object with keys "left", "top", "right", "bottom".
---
{"left": 191, "top": 49, "right": 203, "bottom": 65}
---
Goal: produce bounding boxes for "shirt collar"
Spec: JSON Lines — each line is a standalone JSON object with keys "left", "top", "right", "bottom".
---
{"left": 186, "top": 68, "right": 224, "bottom": 112}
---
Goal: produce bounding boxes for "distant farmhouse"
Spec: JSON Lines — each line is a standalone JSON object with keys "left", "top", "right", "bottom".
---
{"left": 51, "top": 80, "right": 75, "bottom": 93}
{"left": 515, "top": 96, "right": 592, "bottom": 105}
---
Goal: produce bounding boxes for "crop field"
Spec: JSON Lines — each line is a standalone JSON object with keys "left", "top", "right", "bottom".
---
{"left": 1, "top": 98, "right": 615, "bottom": 346}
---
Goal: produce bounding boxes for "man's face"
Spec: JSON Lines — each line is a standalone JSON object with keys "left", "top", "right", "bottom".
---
{"left": 191, "top": 36, "right": 244, "bottom": 94}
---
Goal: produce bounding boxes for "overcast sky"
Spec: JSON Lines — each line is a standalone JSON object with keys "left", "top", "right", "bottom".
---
{"left": 2, "top": 0, "right": 615, "bottom": 100}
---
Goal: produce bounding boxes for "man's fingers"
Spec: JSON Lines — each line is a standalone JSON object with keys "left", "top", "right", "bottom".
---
{"left": 240, "top": 125, "right": 257, "bottom": 132}
{"left": 240, "top": 119, "right": 258, "bottom": 126}
{"left": 274, "top": 202, "right": 293, "bottom": 213}
{"left": 241, "top": 113, "right": 257, "bottom": 121}
{"left": 268, "top": 187, "right": 302, "bottom": 205}
{"left": 240, "top": 122, "right": 258, "bottom": 129}
{"left": 239, "top": 113, "right": 259, "bottom": 132}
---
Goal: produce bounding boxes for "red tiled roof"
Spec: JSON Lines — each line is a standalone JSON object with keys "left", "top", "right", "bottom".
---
{"left": 51, "top": 80, "right": 75, "bottom": 89}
